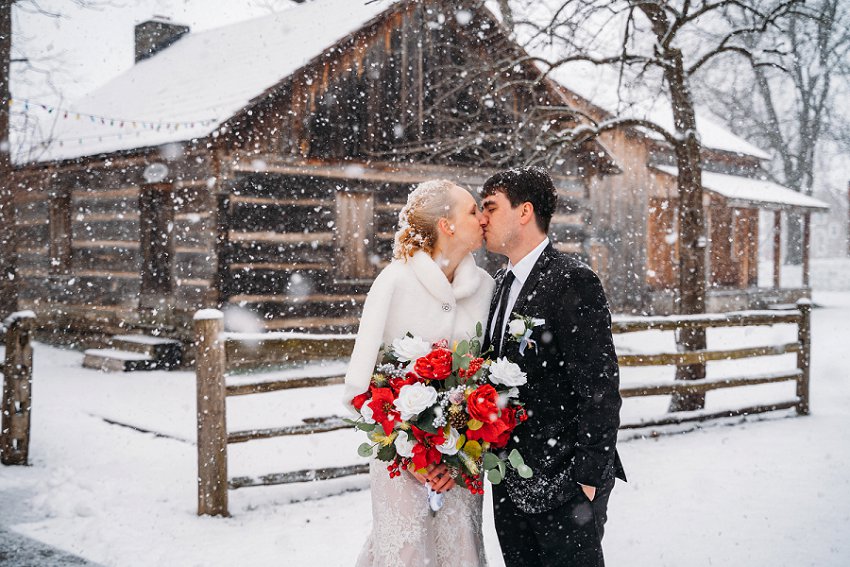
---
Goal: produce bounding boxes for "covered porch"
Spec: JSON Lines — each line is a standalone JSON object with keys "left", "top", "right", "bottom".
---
{"left": 647, "top": 166, "right": 829, "bottom": 314}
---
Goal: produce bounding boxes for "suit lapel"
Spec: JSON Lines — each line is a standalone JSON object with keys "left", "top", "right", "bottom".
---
{"left": 511, "top": 243, "right": 555, "bottom": 316}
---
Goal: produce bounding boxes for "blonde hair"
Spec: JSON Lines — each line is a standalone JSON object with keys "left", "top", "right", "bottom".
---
{"left": 393, "top": 180, "right": 459, "bottom": 260}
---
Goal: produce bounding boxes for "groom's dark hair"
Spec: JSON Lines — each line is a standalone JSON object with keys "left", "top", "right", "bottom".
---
{"left": 481, "top": 166, "right": 558, "bottom": 233}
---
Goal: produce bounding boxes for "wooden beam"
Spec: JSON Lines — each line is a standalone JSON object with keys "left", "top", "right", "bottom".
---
{"left": 228, "top": 464, "right": 369, "bottom": 489}
{"left": 227, "top": 416, "right": 349, "bottom": 443}
{"left": 796, "top": 300, "right": 812, "bottom": 416}
{"left": 617, "top": 342, "right": 799, "bottom": 367}
{"left": 620, "top": 369, "right": 801, "bottom": 397}
{"left": 773, "top": 211, "right": 782, "bottom": 289}
{"left": 227, "top": 374, "right": 345, "bottom": 396}
{"left": 1, "top": 313, "right": 35, "bottom": 465}
{"left": 228, "top": 231, "right": 334, "bottom": 244}
{"left": 224, "top": 336, "right": 355, "bottom": 369}
{"left": 611, "top": 310, "right": 800, "bottom": 333}
{"left": 194, "top": 312, "right": 229, "bottom": 517}
{"left": 620, "top": 400, "right": 799, "bottom": 430}
{"left": 802, "top": 212, "right": 811, "bottom": 287}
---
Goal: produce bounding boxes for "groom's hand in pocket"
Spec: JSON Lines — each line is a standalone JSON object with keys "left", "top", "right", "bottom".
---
{"left": 580, "top": 483, "right": 597, "bottom": 501}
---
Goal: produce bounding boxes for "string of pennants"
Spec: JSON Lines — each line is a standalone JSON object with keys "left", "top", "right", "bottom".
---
{"left": 6, "top": 97, "right": 219, "bottom": 147}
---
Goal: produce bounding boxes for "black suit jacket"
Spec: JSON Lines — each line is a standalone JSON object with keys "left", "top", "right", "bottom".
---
{"left": 484, "top": 243, "right": 626, "bottom": 514}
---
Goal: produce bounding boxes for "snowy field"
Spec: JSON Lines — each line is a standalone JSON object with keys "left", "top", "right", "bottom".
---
{"left": 1, "top": 288, "right": 849, "bottom": 565}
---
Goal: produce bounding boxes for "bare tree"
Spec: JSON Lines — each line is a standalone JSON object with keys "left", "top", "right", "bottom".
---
{"left": 504, "top": 0, "right": 800, "bottom": 410}
{"left": 697, "top": 0, "right": 850, "bottom": 264}
{"left": 1, "top": 0, "right": 14, "bottom": 320}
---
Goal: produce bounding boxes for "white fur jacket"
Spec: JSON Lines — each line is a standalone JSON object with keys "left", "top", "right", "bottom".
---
{"left": 342, "top": 251, "right": 495, "bottom": 408}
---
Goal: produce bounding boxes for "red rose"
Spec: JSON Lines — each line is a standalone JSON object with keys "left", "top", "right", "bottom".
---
{"left": 466, "top": 384, "right": 500, "bottom": 424}
{"left": 366, "top": 387, "right": 402, "bottom": 435}
{"left": 414, "top": 348, "right": 453, "bottom": 381}
{"left": 351, "top": 391, "right": 370, "bottom": 411}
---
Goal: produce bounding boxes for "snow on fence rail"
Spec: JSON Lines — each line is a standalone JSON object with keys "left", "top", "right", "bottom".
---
{"left": 1, "top": 311, "right": 36, "bottom": 466}
{"left": 193, "top": 301, "right": 812, "bottom": 517}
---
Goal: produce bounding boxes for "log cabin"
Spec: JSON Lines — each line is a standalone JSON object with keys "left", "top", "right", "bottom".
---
{"left": 9, "top": 0, "right": 617, "bottom": 350}
{"left": 9, "top": 0, "right": 828, "bottom": 360}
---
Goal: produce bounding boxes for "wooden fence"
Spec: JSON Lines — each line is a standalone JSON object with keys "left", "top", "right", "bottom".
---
{"left": 1, "top": 311, "right": 36, "bottom": 466}
{"left": 194, "top": 301, "right": 811, "bottom": 516}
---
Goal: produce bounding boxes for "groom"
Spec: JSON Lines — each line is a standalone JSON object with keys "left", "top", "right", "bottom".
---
{"left": 480, "top": 167, "right": 626, "bottom": 567}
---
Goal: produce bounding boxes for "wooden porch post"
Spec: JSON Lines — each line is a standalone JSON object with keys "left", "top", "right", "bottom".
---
{"left": 773, "top": 211, "right": 782, "bottom": 289}
{"left": 1, "top": 312, "right": 35, "bottom": 465}
{"left": 802, "top": 212, "right": 811, "bottom": 287}
{"left": 194, "top": 310, "right": 229, "bottom": 516}
{"left": 796, "top": 299, "right": 811, "bottom": 416}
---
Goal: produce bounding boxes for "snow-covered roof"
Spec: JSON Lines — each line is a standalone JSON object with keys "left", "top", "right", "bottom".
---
{"left": 33, "top": 0, "right": 398, "bottom": 163}
{"left": 652, "top": 165, "right": 830, "bottom": 211}
{"left": 548, "top": 62, "right": 772, "bottom": 160}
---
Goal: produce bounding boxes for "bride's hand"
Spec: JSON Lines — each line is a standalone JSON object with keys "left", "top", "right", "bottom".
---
{"left": 408, "top": 468, "right": 429, "bottom": 485}
{"left": 425, "top": 463, "right": 456, "bottom": 493}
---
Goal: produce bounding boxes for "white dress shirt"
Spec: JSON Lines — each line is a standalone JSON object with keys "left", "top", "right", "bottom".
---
{"left": 489, "top": 237, "right": 550, "bottom": 345}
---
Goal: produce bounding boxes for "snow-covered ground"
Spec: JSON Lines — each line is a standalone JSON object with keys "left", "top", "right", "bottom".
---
{"left": 1, "top": 288, "right": 849, "bottom": 565}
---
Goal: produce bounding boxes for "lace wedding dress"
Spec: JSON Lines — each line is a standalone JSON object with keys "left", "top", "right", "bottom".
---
{"left": 355, "top": 460, "right": 487, "bottom": 567}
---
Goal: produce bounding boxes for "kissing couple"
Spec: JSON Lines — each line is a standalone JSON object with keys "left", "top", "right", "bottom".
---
{"left": 343, "top": 166, "right": 627, "bottom": 567}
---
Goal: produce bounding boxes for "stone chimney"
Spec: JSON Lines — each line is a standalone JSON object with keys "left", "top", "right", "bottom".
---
{"left": 134, "top": 16, "right": 190, "bottom": 63}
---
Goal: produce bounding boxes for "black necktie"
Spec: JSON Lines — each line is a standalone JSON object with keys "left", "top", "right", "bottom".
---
{"left": 491, "top": 270, "right": 516, "bottom": 358}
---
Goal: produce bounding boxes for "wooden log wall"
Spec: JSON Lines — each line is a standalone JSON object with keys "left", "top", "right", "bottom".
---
{"left": 13, "top": 151, "right": 217, "bottom": 341}
{"left": 219, "top": 173, "right": 414, "bottom": 331}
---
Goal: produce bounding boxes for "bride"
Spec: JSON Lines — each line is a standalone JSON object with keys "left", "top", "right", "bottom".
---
{"left": 343, "top": 179, "right": 495, "bottom": 567}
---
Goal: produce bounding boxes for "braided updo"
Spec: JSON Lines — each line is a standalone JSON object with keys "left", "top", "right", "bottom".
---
{"left": 393, "top": 180, "right": 459, "bottom": 260}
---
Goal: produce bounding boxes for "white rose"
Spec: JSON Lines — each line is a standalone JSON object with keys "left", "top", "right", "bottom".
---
{"left": 360, "top": 402, "right": 376, "bottom": 424}
{"left": 488, "top": 357, "right": 528, "bottom": 387}
{"left": 507, "top": 318, "right": 526, "bottom": 339}
{"left": 391, "top": 335, "right": 433, "bottom": 362}
{"left": 437, "top": 427, "right": 461, "bottom": 455}
{"left": 393, "top": 383, "right": 438, "bottom": 421}
{"left": 394, "top": 430, "right": 415, "bottom": 458}
{"left": 497, "top": 387, "right": 520, "bottom": 408}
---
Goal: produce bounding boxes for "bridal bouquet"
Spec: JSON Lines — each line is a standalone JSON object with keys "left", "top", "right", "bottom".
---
{"left": 346, "top": 322, "right": 533, "bottom": 498}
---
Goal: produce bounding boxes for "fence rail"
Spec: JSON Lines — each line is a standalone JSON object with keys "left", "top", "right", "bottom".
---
{"left": 194, "top": 301, "right": 812, "bottom": 516}
{"left": 1, "top": 311, "right": 36, "bottom": 466}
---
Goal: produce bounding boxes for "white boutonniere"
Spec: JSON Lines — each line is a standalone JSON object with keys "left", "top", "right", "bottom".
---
{"left": 507, "top": 313, "right": 545, "bottom": 356}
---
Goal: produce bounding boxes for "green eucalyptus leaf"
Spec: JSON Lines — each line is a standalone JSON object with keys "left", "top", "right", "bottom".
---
{"left": 517, "top": 464, "right": 533, "bottom": 479}
{"left": 508, "top": 448, "right": 525, "bottom": 469}
{"left": 482, "top": 452, "right": 500, "bottom": 471}
{"left": 487, "top": 468, "right": 503, "bottom": 485}
{"left": 497, "top": 460, "right": 506, "bottom": 477}
{"left": 357, "top": 443, "right": 373, "bottom": 458}
{"left": 476, "top": 321, "right": 483, "bottom": 338}
{"left": 456, "top": 341, "right": 469, "bottom": 357}
{"left": 356, "top": 422, "right": 377, "bottom": 432}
